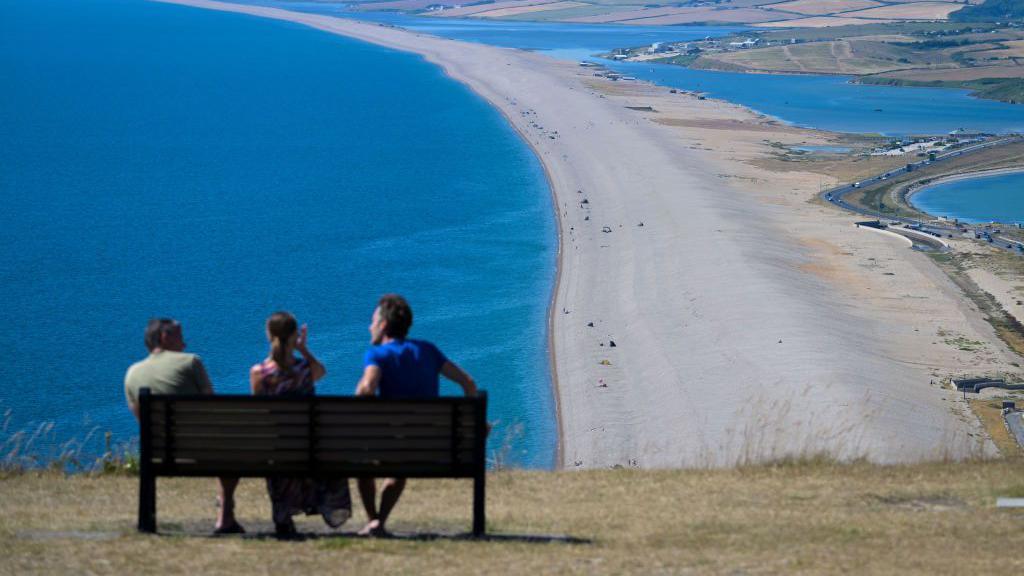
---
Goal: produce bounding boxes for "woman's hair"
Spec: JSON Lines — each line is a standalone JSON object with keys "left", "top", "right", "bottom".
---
{"left": 267, "top": 311, "right": 298, "bottom": 371}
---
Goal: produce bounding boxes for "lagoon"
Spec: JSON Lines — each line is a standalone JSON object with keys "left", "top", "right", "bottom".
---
{"left": 911, "top": 172, "right": 1024, "bottom": 225}
{"left": 237, "top": 1, "right": 1024, "bottom": 136}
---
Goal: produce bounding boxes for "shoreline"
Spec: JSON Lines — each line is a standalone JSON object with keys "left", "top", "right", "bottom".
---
{"left": 153, "top": 0, "right": 574, "bottom": 466}
{"left": 905, "top": 167, "right": 1024, "bottom": 221}
{"left": 153, "top": 0, "right": 1021, "bottom": 468}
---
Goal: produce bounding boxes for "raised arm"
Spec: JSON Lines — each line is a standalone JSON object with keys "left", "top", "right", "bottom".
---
{"left": 249, "top": 364, "right": 263, "bottom": 395}
{"left": 295, "top": 324, "right": 326, "bottom": 383}
{"left": 441, "top": 361, "right": 477, "bottom": 397}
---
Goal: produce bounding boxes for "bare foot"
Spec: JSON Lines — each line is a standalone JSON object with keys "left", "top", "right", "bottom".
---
{"left": 357, "top": 519, "right": 388, "bottom": 537}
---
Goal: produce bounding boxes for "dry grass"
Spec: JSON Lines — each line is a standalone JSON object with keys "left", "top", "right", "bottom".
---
{"left": 428, "top": 0, "right": 551, "bottom": 18}
{"left": 747, "top": 141, "right": 908, "bottom": 186}
{"left": 970, "top": 398, "right": 1024, "bottom": 459}
{"left": 770, "top": 0, "right": 884, "bottom": 16}
{"left": 842, "top": 1, "right": 965, "bottom": 20}
{"left": 2, "top": 460, "right": 1024, "bottom": 575}
{"left": 929, "top": 251, "right": 1024, "bottom": 360}
{"left": 620, "top": 7, "right": 790, "bottom": 25}
{"left": 704, "top": 41, "right": 906, "bottom": 75}
{"left": 756, "top": 16, "right": 897, "bottom": 27}
{"left": 473, "top": 1, "right": 588, "bottom": 18}
{"left": 878, "top": 64, "right": 1024, "bottom": 82}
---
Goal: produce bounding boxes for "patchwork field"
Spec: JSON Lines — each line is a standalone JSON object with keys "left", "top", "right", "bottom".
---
{"left": 976, "top": 39, "right": 1024, "bottom": 59}
{"left": 413, "top": 0, "right": 973, "bottom": 23}
{"left": 424, "top": 0, "right": 554, "bottom": 17}
{"left": 843, "top": 1, "right": 970, "bottom": 20}
{"left": 757, "top": 15, "right": 898, "bottom": 27}
{"left": 620, "top": 7, "right": 797, "bottom": 25}
{"left": 770, "top": 0, "right": 885, "bottom": 16}
{"left": 471, "top": 1, "right": 589, "bottom": 17}
{"left": 696, "top": 40, "right": 909, "bottom": 73}
{"left": 881, "top": 64, "right": 1024, "bottom": 81}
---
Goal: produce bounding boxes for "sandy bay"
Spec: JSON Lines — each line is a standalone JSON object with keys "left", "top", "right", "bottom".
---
{"left": 157, "top": 0, "right": 1022, "bottom": 468}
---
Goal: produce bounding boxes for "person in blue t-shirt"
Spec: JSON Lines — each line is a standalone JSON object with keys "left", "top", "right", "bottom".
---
{"left": 355, "top": 293, "right": 477, "bottom": 537}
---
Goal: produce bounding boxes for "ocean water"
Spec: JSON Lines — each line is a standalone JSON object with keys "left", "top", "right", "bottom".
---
{"left": 0, "top": 0, "right": 556, "bottom": 467}
{"left": 236, "top": 1, "right": 1024, "bottom": 136}
{"left": 911, "top": 172, "right": 1024, "bottom": 224}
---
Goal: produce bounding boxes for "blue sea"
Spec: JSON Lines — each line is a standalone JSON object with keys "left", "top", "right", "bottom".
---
{"left": 0, "top": 0, "right": 556, "bottom": 467}
{"left": 911, "top": 172, "right": 1024, "bottom": 224}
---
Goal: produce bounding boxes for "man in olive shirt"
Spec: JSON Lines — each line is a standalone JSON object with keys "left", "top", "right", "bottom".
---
{"left": 124, "top": 318, "right": 243, "bottom": 534}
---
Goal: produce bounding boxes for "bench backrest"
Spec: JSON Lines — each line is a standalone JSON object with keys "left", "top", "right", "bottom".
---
{"left": 139, "top": 390, "right": 487, "bottom": 478}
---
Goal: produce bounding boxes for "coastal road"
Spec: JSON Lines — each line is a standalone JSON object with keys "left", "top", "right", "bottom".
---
{"left": 1007, "top": 409, "right": 1024, "bottom": 453}
{"left": 820, "top": 135, "right": 1024, "bottom": 253}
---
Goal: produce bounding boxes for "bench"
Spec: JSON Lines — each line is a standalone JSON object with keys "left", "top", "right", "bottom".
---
{"left": 136, "top": 388, "right": 488, "bottom": 536}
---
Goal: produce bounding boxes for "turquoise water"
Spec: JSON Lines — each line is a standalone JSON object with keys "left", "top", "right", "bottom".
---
{"left": 237, "top": 1, "right": 1024, "bottom": 136}
{"left": 0, "top": 0, "right": 556, "bottom": 467}
{"left": 911, "top": 172, "right": 1024, "bottom": 224}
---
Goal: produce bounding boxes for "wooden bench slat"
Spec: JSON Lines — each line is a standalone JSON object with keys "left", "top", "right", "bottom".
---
{"left": 315, "top": 450, "right": 474, "bottom": 462}
{"left": 317, "top": 426, "right": 474, "bottom": 439}
{"left": 169, "top": 400, "right": 312, "bottom": 412}
{"left": 164, "top": 450, "right": 309, "bottom": 462}
{"left": 154, "top": 437, "right": 310, "bottom": 451}
{"left": 152, "top": 425, "right": 311, "bottom": 438}
{"left": 316, "top": 403, "right": 454, "bottom": 415}
{"left": 154, "top": 414, "right": 312, "bottom": 426}
{"left": 153, "top": 462, "right": 311, "bottom": 475}
{"left": 317, "top": 414, "right": 450, "bottom": 426}
{"left": 316, "top": 438, "right": 473, "bottom": 451}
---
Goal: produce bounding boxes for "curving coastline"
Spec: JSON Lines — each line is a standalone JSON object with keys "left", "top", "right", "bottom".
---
{"left": 153, "top": 0, "right": 1022, "bottom": 468}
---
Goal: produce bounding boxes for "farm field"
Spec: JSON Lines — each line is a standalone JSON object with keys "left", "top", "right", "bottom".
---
{"left": 757, "top": 15, "right": 898, "bottom": 27}
{"left": 843, "top": 1, "right": 971, "bottom": 20}
{"left": 409, "top": 0, "right": 976, "bottom": 23}
{"left": 770, "top": 0, "right": 885, "bottom": 16}
{"left": 598, "top": 11, "right": 1024, "bottom": 104}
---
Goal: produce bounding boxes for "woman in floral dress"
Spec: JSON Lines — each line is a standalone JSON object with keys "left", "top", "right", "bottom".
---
{"left": 250, "top": 311, "right": 351, "bottom": 536}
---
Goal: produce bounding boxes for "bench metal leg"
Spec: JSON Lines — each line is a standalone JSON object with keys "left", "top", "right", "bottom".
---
{"left": 473, "top": 472, "right": 485, "bottom": 537}
{"left": 138, "top": 470, "right": 156, "bottom": 533}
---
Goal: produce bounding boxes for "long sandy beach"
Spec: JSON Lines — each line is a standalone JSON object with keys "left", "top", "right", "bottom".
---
{"left": 157, "top": 0, "right": 1022, "bottom": 467}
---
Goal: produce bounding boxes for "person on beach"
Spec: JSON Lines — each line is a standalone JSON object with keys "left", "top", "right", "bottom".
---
{"left": 355, "top": 294, "right": 478, "bottom": 537}
{"left": 124, "top": 318, "right": 244, "bottom": 535}
{"left": 250, "top": 311, "right": 351, "bottom": 537}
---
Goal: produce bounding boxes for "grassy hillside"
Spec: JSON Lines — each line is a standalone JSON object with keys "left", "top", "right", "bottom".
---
{"left": 952, "top": 0, "right": 1024, "bottom": 23}
{"left": 3, "top": 458, "right": 1023, "bottom": 574}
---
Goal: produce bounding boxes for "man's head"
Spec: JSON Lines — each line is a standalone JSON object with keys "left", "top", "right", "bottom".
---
{"left": 370, "top": 294, "right": 413, "bottom": 345}
{"left": 144, "top": 318, "right": 185, "bottom": 352}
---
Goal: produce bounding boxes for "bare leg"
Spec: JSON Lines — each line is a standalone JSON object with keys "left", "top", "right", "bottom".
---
{"left": 376, "top": 477, "right": 406, "bottom": 532}
{"left": 216, "top": 477, "right": 240, "bottom": 529}
{"left": 357, "top": 478, "right": 380, "bottom": 535}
